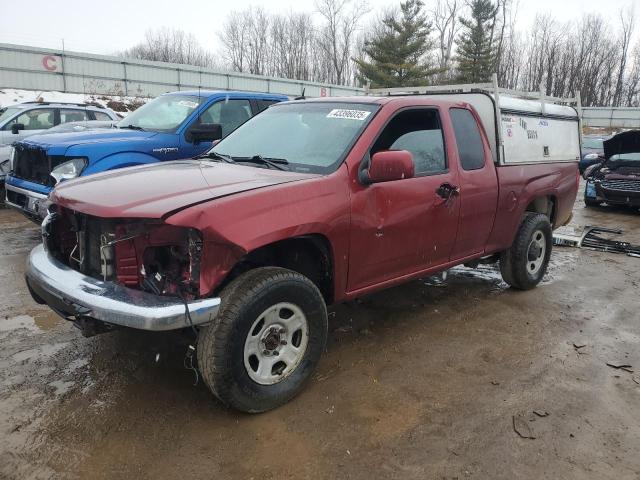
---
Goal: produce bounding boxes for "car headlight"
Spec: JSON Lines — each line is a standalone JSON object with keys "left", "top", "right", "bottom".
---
{"left": 50, "top": 158, "right": 87, "bottom": 184}
{"left": 584, "top": 153, "right": 599, "bottom": 160}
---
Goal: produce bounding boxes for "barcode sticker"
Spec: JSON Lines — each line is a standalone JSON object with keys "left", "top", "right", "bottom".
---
{"left": 326, "top": 109, "right": 371, "bottom": 121}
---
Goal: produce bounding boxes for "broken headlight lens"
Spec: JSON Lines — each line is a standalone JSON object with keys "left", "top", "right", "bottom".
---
{"left": 50, "top": 157, "right": 87, "bottom": 184}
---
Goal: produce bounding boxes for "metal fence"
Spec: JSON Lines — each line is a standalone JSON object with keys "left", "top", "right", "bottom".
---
{"left": 0, "top": 43, "right": 364, "bottom": 98}
{"left": 582, "top": 107, "right": 640, "bottom": 129}
{"left": 2, "top": 42, "right": 640, "bottom": 129}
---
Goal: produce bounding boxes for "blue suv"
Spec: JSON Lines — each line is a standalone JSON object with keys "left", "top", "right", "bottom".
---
{"left": 5, "top": 91, "right": 287, "bottom": 220}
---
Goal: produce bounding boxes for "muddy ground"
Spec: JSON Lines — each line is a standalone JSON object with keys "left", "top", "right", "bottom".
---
{"left": 1, "top": 185, "right": 639, "bottom": 480}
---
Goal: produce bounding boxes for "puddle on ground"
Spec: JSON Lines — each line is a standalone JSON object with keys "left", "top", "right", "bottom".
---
{"left": 48, "top": 380, "right": 75, "bottom": 396}
{"left": 421, "top": 248, "right": 579, "bottom": 290}
{"left": 0, "top": 314, "right": 41, "bottom": 333}
{"left": 0, "top": 311, "right": 63, "bottom": 335}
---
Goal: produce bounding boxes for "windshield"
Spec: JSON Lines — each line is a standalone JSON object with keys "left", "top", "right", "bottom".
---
{"left": 116, "top": 94, "right": 204, "bottom": 132}
{"left": 583, "top": 138, "right": 604, "bottom": 150}
{"left": 0, "top": 107, "right": 22, "bottom": 125}
{"left": 211, "top": 102, "right": 379, "bottom": 174}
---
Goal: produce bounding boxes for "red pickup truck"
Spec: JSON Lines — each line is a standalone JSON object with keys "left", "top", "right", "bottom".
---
{"left": 26, "top": 86, "right": 581, "bottom": 412}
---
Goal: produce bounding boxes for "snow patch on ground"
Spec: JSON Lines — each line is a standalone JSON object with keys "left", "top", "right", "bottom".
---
{"left": 0, "top": 88, "right": 148, "bottom": 113}
{"left": 0, "top": 89, "right": 98, "bottom": 108}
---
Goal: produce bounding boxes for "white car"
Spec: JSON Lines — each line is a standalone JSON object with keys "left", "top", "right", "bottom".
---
{"left": 0, "top": 101, "right": 120, "bottom": 153}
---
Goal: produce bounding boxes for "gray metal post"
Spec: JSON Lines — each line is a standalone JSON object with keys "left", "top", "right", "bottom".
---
{"left": 492, "top": 73, "right": 504, "bottom": 164}
{"left": 122, "top": 62, "right": 128, "bottom": 96}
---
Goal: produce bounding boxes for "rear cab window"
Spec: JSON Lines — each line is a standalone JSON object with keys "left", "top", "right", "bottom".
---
{"left": 92, "top": 111, "right": 113, "bottom": 121}
{"left": 60, "top": 109, "right": 89, "bottom": 123}
{"left": 450, "top": 108, "right": 485, "bottom": 170}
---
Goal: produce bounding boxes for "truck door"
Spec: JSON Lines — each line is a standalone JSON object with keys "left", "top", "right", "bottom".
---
{"left": 347, "top": 107, "right": 461, "bottom": 292}
{"left": 448, "top": 107, "right": 499, "bottom": 260}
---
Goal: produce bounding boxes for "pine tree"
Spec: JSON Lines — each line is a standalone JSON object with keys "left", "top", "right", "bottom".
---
{"left": 355, "top": 0, "right": 438, "bottom": 88}
{"left": 456, "top": 0, "right": 499, "bottom": 83}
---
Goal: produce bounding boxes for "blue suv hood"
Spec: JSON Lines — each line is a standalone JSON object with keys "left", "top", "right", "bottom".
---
{"left": 21, "top": 128, "right": 158, "bottom": 150}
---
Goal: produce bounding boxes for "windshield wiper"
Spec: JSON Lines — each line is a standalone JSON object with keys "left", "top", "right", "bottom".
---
{"left": 119, "top": 124, "right": 145, "bottom": 131}
{"left": 236, "top": 155, "right": 289, "bottom": 171}
{"left": 197, "top": 151, "right": 236, "bottom": 163}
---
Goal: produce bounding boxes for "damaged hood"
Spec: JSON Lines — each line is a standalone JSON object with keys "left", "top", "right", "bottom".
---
{"left": 603, "top": 130, "right": 640, "bottom": 159}
{"left": 50, "top": 160, "right": 318, "bottom": 218}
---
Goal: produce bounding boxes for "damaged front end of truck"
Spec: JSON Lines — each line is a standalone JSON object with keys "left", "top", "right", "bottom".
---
{"left": 26, "top": 205, "right": 221, "bottom": 337}
{"left": 584, "top": 130, "right": 640, "bottom": 208}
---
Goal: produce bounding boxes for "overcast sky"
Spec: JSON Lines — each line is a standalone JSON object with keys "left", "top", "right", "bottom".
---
{"left": 0, "top": 0, "right": 635, "bottom": 55}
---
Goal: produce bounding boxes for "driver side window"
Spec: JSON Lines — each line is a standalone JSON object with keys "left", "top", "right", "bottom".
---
{"left": 371, "top": 108, "right": 446, "bottom": 175}
{"left": 9, "top": 108, "right": 55, "bottom": 131}
{"left": 198, "top": 99, "right": 252, "bottom": 137}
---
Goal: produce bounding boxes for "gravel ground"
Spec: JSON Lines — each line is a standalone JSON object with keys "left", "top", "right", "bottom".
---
{"left": 1, "top": 185, "right": 639, "bottom": 480}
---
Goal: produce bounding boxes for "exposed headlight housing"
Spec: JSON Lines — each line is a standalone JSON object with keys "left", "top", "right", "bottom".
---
{"left": 8, "top": 146, "right": 16, "bottom": 172}
{"left": 0, "top": 158, "right": 9, "bottom": 176}
{"left": 50, "top": 158, "right": 87, "bottom": 184}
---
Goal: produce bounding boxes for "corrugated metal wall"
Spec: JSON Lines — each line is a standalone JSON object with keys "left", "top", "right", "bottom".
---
{"left": 0, "top": 43, "right": 365, "bottom": 98}
{"left": 582, "top": 107, "right": 640, "bottom": 129}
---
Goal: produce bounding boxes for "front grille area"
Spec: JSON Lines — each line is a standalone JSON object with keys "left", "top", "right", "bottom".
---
{"left": 49, "top": 207, "right": 118, "bottom": 280}
{"left": 600, "top": 178, "right": 640, "bottom": 193}
{"left": 13, "top": 145, "right": 66, "bottom": 186}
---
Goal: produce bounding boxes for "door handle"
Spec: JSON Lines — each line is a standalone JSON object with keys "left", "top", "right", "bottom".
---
{"left": 436, "top": 183, "right": 460, "bottom": 200}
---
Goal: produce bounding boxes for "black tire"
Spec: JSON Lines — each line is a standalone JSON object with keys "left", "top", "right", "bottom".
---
{"left": 197, "top": 267, "right": 328, "bottom": 413}
{"left": 584, "top": 197, "right": 601, "bottom": 207}
{"left": 500, "top": 213, "right": 552, "bottom": 290}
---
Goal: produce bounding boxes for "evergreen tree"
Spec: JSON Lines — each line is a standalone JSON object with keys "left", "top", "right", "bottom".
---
{"left": 456, "top": 0, "right": 499, "bottom": 83}
{"left": 355, "top": 0, "right": 438, "bottom": 88}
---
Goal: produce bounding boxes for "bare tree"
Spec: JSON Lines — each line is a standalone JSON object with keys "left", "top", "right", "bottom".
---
{"left": 432, "top": 0, "right": 462, "bottom": 80}
{"left": 613, "top": 6, "right": 635, "bottom": 106}
{"left": 315, "top": 0, "right": 369, "bottom": 85}
{"left": 124, "top": 28, "right": 214, "bottom": 67}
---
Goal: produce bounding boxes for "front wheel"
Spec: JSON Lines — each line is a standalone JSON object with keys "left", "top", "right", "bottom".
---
{"left": 197, "top": 267, "right": 328, "bottom": 413}
{"left": 500, "top": 213, "right": 552, "bottom": 290}
{"left": 584, "top": 197, "right": 601, "bottom": 207}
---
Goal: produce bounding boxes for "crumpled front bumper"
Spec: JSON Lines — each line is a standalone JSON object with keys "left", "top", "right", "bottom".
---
{"left": 26, "top": 244, "right": 220, "bottom": 331}
{"left": 5, "top": 182, "right": 51, "bottom": 221}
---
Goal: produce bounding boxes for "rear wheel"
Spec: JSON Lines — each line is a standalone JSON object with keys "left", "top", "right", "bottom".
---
{"left": 500, "top": 213, "right": 552, "bottom": 290}
{"left": 197, "top": 267, "right": 327, "bottom": 413}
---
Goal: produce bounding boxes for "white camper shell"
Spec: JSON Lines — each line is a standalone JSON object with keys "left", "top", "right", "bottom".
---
{"left": 367, "top": 74, "right": 582, "bottom": 167}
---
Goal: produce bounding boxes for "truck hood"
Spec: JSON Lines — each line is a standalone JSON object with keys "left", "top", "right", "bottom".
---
{"left": 603, "top": 130, "right": 640, "bottom": 159}
{"left": 21, "top": 128, "right": 157, "bottom": 150}
{"left": 50, "top": 160, "right": 318, "bottom": 218}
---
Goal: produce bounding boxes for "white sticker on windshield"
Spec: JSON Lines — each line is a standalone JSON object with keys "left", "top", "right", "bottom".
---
{"left": 326, "top": 109, "right": 371, "bottom": 121}
{"left": 178, "top": 100, "right": 199, "bottom": 109}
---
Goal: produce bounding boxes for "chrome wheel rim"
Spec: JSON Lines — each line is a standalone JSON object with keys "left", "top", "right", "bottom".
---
{"left": 243, "top": 302, "right": 309, "bottom": 385}
{"left": 527, "top": 230, "right": 547, "bottom": 276}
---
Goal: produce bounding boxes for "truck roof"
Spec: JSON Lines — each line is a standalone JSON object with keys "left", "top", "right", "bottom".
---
{"left": 280, "top": 96, "right": 470, "bottom": 108}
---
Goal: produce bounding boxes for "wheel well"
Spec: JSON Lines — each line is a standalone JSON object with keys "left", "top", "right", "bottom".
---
{"left": 525, "top": 196, "right": 556, "bottom": 226}
{"left": 222, "top": 236, "right": 334, "bottom": 304}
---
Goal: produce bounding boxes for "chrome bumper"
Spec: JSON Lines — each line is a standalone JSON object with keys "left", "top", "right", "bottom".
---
{"left": 5, "top": 183, "right": 50, "bottom": 220}
{"left": 26, "top": 244, "right": 220, "bottom": 331}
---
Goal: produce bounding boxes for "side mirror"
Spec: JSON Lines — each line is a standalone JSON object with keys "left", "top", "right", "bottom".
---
{"left": 188, "top": 123, "right": 222, "bottom": 144}
{"left": 583, "top": 162, "right": 602, "bottom": 180}
{"left": 11, "top": 123, "right": 25, "bottom": 134}
{"left": 365, "top": 150, "right": 415, "bottom": 184}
